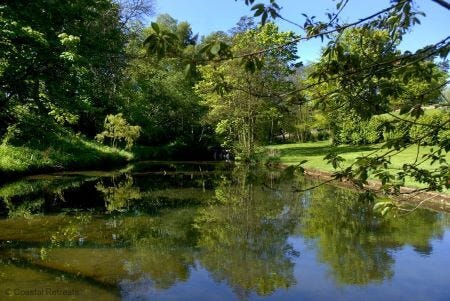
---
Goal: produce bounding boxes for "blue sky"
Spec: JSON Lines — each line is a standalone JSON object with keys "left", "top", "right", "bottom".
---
{"left": 153, "top": 0, "right": 449, "bottom": 63}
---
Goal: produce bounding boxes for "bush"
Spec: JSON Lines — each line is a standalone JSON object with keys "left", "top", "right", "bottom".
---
{"left": 95, "top": 113, "right": 141, "bottom": 150}
{"left": 438, "top": 129, "right": 450, "bottom": 149}
{"left": 336, "top": 114, "right": 371, "bottom": 145}
{"left": 1, "top": 104, "right": 62, "bottom": 148}
{"left": 409, "top": 110, "right": 447, "bottom": 145}
{"left": 316, "top": 129, "right": 330, "bottom": 141}
{"left": 331, "top": 109, "right": 450, "bottom": 147}
{"left": 366, "top": 116, "right": 387, "bottom": 144}
{"left": 335, "top": 113, "right": 410, "bottom": 146}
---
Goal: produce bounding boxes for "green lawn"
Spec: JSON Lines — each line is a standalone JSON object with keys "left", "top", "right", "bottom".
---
{"left": 267, "top": 141, "right": 450, "bottom": 188}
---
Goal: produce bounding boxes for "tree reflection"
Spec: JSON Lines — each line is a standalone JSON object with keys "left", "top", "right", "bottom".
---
{"left": 299, "top": 184, "right": 444, "bottom": 285}
{"left": 194, "top": 165, "right": 302, "bottom": 298}
{"left": 96, "top": 175, "right": 141, "bottom": 212}
{"left": 0, "top": 164, "right": 447, "bottom": 297}
{"left": 114, "top": 208, "right": 198, "bottom": 289}
{"left": 0, "top": 176, "right": 89, "bottom": 218}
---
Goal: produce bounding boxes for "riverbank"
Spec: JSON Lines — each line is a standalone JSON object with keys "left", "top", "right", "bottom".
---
{"left": 302, "top": 168, "right": 450, "bottom": 213}
{"left": 0, "top": 134, "right": 215, "bottom": 182}
{"left": 267, "top": 141, "right": 450, "bottom": 187}
{"left": 0, "top": 136, "right": 132, "bottom": 182}
{"left": 267, "top": 141, "right": 450, "bottom": 212}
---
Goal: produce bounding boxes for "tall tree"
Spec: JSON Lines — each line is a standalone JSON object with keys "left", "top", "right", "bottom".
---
{"left": 122, "top": 15, "right": 212, "bottom": 155}
{"left": 195, "top": 23, "right": 298, "bottom": 160}
{"left": 0, "top": 0, "right": 127, "bottom": 140}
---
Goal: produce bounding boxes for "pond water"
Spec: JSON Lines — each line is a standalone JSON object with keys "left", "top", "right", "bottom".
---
{"left": 0, "top": 162, "right": 449, "bottom": 301}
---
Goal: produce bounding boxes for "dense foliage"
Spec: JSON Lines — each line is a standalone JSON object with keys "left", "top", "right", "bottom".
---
{"left": 195, "top": 23, "right": 298, "bottom": 161}
{"left": 1, "top": 0, "right": 450, "bottom": 198}
{"left": 0, "top": 0, "right": 126, "bottom": 138}
{"left": 231, "top": 0, "right": 450, "bottom": 196}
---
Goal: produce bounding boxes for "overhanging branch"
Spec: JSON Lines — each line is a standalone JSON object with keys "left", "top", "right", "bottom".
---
{"left": 431, "top": 0, "right": 450, "bottom": 10}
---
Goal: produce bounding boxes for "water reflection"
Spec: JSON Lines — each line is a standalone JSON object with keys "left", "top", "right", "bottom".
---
{"left": 298, "top": 185, "right": 444, "bottom": 286}
{"left": 194, "top": 166, "right": 301, "bottom": 297}
{"left": 96, "top": 175, "right": 141, "bottom": 213}
{"left": 0, "top": 163, "right": 448, "bottom": 300}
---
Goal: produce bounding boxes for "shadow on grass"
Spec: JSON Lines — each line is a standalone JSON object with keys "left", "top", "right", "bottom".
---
{"left": 280, "top": 144, "right": 379, "bottom": 157}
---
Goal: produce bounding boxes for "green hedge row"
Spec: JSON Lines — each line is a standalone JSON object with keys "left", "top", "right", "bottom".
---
{"left": 335, "top": 109, "right": 449, "bottom": 146}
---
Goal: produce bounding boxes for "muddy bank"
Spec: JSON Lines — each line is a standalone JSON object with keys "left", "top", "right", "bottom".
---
{"left": 302, "top": 168, "right": 450, "bottom": 213}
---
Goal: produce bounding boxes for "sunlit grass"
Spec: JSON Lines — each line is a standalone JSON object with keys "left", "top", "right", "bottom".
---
{"left": 268, "top": 141, "right": 450, "bottom": 189}
{"left": 0, "top": 134, "right": 132, "bottom": 176}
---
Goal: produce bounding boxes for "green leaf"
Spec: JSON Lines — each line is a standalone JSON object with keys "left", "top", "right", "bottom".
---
{"left": 410, "top": 105, "right": 424, "bottom": 119}
{"left": 373, "top": 201, "right": 388, "bottom": 210}
{"left": 184, "top": 64, "right": 191, "bottom": 77}
{"left": 210, "top": 42, "right": 221, "bottom": 55}
{"left": 251, "top": 4, "right": 265, "bottom": 12}
{"left": 261, "top": 11, "right": 268, "bottom": 25}
{"left": 439, "top": 45, "right": 450, "bottom": 59}
{"left": 269, "top": 8, "right": 278, "bottom": 19}
{"left": 381, "top": 206, "right": 391, "bottom": 216}
{"left": 151, "top": 22, "right": 160, "bottom": 33}
{"left": 199, "top": 43, "right": 211, "bottom": 54}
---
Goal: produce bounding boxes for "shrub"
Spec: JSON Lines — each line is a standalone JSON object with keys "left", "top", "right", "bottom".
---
{"left": 409, "top": 110, "right": 447, "bottom": 145}
{"left": 331, "top": 110, "right": 450, "bottom": 147}
{"left": 438, "top": 129, "right": 450, "bottom": 150}
{"left": 95, "top": 113, "right": 141, "bottom": 150}
{"left": 336, "top": 114, "right": 370, "bottom": 145}
{"left": 365, "top": 116, "right": 387, "bottom": 144}
{"left": 1, "top": 104, "right": 69, "bottom": 149}
{"left": 317, "top": 129, "right": 330, "bottom": 141}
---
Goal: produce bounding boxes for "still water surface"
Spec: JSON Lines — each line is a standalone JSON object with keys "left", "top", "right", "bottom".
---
{"left": 0, "top": 162, "right": 449, "bottom": 300}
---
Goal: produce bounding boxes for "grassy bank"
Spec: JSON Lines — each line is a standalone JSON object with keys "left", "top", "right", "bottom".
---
{"left": 0, "top": 134, "right": 132, "bottom": 180}
{"left": 267, "top": 141, "right": 450, "bottom": 188}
